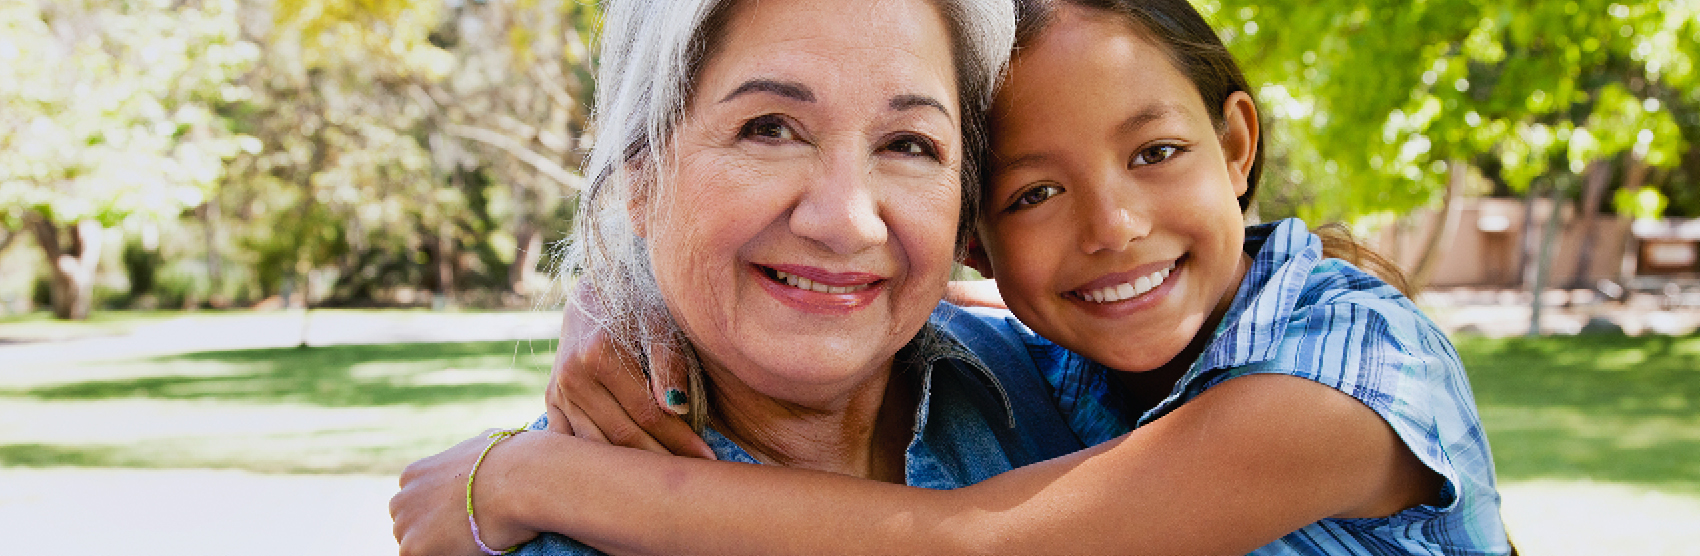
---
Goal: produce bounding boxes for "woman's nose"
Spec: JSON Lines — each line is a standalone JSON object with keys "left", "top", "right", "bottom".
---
{"left": 789, "top": 160, "right": 889, "bottom": 255}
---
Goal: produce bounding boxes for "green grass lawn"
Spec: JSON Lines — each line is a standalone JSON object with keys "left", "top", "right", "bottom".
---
{"left": 3, "top": 329, "right": 1697, "bottom": 498}
{"left": 0, "top": 340, "right": 558, "bottom": 474}
{"left": 0, "top": 310, "right": 190, "bottom": 341}
{"left": 1455, "top": 332, "right": 1700, "bottom": 497}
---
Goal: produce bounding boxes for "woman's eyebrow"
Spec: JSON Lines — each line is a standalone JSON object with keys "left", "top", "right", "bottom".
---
{"left": 720, "top": 79, "right": 815, "bottom": 104}
{"left": 891, "top": 94, "right": 951, "bottom": 117}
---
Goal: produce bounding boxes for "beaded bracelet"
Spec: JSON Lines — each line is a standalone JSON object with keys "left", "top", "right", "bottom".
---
{"left": 467, "top": 426, "right": 529, "bottom": 556}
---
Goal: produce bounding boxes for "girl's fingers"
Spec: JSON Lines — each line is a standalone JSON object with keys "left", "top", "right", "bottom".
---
{"left": 557, "top": 398, "right": 610, "bottom": 445}
{"left": 641, "top": 341, "right": 715, "bottom": 460}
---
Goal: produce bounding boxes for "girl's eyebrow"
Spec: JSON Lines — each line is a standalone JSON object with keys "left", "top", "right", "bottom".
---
{"left": 993, "top": 152, "right": 1052, "bottom": 174}
{"left": 996, "top": 101, "right": 1190, "bottom": 172}
{"left": 1116, "top": 102, "right": 1183, "bottom": 135}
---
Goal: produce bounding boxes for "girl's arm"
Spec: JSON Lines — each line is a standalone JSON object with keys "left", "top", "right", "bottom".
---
{"left": 459, "top": 372, "right": 1438, "bottom": 556}
{"left": 546, "top": 280, "right": 1005, "bottom": 458}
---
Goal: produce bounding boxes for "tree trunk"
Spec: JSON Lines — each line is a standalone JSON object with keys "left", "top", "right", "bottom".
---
{"left": 1527, "top": 180, "right": 1566, "bottom": 336}
{"left": 1567, "top": 159, "right": 1613, "bottom": 289}
{"left": 0, "top": 227, "right": 18, "bottom": 254}
{"left": 202, "top": 195, "right": 226, "bottom": 307}
{"left": 30, "top": 216, "right": 104, "bottom": 320}
{"left": 1406, "top": 159, "right": 1467, "bottom": 294}
{"left": 436, "top": 219, "right": 456, "bottom": 308}
{"left": 509, "top": 223, "right": 542, "bottom": 296}
{"left": 1616, "top": 156, "right": 1651, "bottom": 291}
{"left": 1516, "top": 185, "right": 1541, "bottom": 289}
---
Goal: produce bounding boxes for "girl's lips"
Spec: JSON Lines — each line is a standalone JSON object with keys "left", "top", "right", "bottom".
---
{"left": 1067, "top": 258, "right": 1180, "bottom": 305}
{"left": 754, "top": 264, "right": 887, "bottom": 314}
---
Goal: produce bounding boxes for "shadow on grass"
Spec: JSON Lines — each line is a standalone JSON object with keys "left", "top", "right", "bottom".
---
{"left": 9, "top": 341, "right": 554, "bottom": 406}
{"left": 1458, "top": 331, "right": 1700, "bottom": 493}
{"left": 0, "top": 443, "right": 408, "bottom": 474}
{"left": 0, "top": 443, "right": 142, "bottom": 468}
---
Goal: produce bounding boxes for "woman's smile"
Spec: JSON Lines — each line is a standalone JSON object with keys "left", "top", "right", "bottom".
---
{"left": 756, "top": 263, "right": 888, "bottom": 314}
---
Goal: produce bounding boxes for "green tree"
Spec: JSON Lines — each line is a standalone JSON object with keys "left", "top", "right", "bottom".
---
{"left": 214, "top": 0, "right": 595, "bottom": 307}
{"left": 0, "top": 0, "right": 258, "bottom": 319}
{"left": 1209, "top": 0, "right": 1698, "bottom": 291}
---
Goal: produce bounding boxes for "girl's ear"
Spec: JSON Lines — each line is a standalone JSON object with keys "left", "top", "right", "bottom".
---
{"left": 1219, "top": 91, "right": 1259, "bottom": 198}
{"left": 963, "top": 236, "right": 994, "bottom": 278}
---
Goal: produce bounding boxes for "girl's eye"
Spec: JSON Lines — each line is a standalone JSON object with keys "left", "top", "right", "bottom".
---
{"left": 1010, "top": 183, "right": 1063, "bottom": 210}
{"left": 739, "top": 115, "right": 797, "bottom": 142}
{"left": 1131, "top": 144, "right": 1185, "bottom": 167}
{"left": 883, "top": 135, "right": 940, "bottom": 159}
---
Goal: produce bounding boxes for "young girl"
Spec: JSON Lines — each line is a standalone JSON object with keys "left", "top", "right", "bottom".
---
{"left": 397, "top": 0, "right": 1511, "bottom": 553}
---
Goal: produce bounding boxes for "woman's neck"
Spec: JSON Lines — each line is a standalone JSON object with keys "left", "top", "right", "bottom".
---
{"left": 704, "top": 363, "right": 919, "bottom": 483}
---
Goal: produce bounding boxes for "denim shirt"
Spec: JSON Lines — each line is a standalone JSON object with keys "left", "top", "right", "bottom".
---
{"left": 511, "top": 302, "right": 1085, "bottom": 556}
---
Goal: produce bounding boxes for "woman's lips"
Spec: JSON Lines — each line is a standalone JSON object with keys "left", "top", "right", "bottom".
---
{"left": 755, "top": 264, "right": 887, "bottom": 314}
{"left": 1069, "top": 259, "right": 1178, "bottom": 304}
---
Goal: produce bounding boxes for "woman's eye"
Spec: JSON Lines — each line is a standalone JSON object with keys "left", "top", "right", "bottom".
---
{"left": 884, "top": 135, "right": 939, "bottom": 159}
{"left": 1010, "top": 183, "right": 1063, "bottom": 209}
{"left": 1131, "top": 144, "right": 1184, "bottom": 166}
{"left": 739, "top": 115, "right": 796, "bottom": 142}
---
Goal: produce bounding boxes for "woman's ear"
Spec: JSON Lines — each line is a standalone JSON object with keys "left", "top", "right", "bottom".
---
{"left": 1219, "top": 91, "right": 1259, "bottom": 198}
{"left": 626, "top": 161, "right": 654, "bottom": 238}
{"left": 962, "top": 236, "right": 994, "bottom": 278}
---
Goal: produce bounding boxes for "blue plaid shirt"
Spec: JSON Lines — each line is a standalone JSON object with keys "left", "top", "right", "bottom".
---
{"left": 1038, "top": 218, "right": 1511, "bottom": 555}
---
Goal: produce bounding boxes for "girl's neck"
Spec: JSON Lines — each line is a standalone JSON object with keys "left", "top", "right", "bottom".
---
{"left": 1117, "top": 251, "right": 1253, "bottom": 416}
{"left": 705, "top": 363, "right": 918, "bottom": 483}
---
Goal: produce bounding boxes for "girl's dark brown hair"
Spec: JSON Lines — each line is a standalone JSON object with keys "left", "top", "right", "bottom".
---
{"left": 1014, "top": 0, "right": 1264, "bottom": 212}
{"left": 1012, "top": 0, "right": 1412, "bottom": 295}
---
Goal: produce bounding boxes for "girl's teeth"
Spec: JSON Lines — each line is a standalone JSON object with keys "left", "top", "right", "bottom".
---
{"left": 1081, "top": 264, "right": 1174, "bottom": 304}
{"left": 774, "top": 270, "right": 870, "bottom": 294}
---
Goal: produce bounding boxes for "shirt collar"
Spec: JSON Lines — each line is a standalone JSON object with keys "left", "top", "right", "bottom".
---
{"left": 1194, "top": 218, "right": 1322, "bottom": 375}
{"left": 700, "top": 319, "right": 1014, "bottom": 462}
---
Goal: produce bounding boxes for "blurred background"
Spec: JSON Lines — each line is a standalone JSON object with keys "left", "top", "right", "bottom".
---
{"left": 1, "top": 0, "right": 1697, "bottom": 553}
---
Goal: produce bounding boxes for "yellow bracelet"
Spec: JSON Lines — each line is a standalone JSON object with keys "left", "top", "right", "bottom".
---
{"left": 467, "top": 426, "right": 528, "bottom": 556}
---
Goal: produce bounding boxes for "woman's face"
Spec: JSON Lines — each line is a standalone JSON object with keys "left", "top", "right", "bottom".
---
{"left": 643, "top": 0, "right": 962, "bottom": 408}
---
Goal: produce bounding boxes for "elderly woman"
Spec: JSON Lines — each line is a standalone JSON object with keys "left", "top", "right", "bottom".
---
{"left": 390, "top": 0, "right": 1081, "bottom": 554}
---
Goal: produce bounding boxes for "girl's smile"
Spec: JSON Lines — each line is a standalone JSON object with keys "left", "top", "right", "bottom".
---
{"left": 1070, "top": 259, "right": 1176, "bottom": 304}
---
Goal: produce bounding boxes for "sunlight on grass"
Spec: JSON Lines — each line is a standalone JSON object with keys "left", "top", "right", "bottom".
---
{"left": 1458, "top": 331, "right": 1700, "bottom": 496}
{"left": 1, "top": 341, "right": 554, "bottom": 473}
{"left": 0, "top": 310, "right": 187, "bottom": 341}
{"left": 5, "top": 330, "right": 1697, "bottom": 506}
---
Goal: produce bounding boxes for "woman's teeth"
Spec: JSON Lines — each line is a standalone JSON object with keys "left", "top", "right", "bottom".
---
{"left": 1081, "top": 265, "right": 1173, "bottom": 303}
{"left": 775, "top": 270, "right": 871, "bottom": 294}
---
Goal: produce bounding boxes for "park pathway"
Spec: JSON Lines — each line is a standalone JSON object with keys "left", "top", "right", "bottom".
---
{"left": 0, "top": 309, "right": 563, "bottom": 365}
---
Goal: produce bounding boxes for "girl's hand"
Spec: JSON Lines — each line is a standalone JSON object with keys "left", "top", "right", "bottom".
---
{"left": 391, "top": 430, "right": 536, "bottom": 556}
{"left": 545, "top": 285, "right": 715, "bottom": 459}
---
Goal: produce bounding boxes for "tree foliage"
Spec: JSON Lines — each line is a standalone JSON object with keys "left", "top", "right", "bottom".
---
{"left": 1208, "top": 0, "right": 1699, "bottom": 222}
{"left": 0, "top": 0, "right": 259, "bottom": 318}
{"left": 4, "top": 0, "right": 1698, "bottom": 318}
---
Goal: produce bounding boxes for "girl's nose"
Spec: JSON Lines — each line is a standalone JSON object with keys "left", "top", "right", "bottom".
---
{"left": 1079, "top": 187, "right": 1147, "bottom": 255}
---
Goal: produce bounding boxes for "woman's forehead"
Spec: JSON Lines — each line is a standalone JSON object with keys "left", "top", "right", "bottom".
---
{"left": 690, "top": 0, "right": 960, "bottom": 111}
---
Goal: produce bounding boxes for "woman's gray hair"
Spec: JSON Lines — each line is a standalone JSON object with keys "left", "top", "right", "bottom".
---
{"left": 557, "top": 0, "right": 1015, "bottom": 429}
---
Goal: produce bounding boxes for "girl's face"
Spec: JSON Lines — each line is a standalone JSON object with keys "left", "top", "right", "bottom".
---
{"left": 975, "top": 6, "right": 1257, "bottom": 373}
